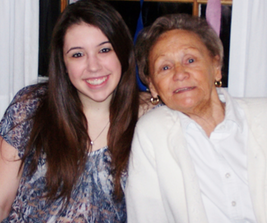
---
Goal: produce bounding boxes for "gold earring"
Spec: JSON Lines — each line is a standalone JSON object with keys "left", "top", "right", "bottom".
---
{"left": 150, "top": 96, "right": 160, "bottom": 105}
{"left": 214, "top": 80, "right": 222, "bottom": 87}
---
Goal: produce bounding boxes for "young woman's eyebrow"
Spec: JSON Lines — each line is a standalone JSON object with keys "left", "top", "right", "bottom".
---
{"left": 66, "top": 47, "right": 82, "bottom": 54}
{"left": 98, "top": 41, "right": 110, "bottom": 46}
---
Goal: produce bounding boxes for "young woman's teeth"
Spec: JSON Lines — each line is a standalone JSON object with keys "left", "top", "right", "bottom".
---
{"left": 87, "top": 77, "right": 107, "bottom": 85}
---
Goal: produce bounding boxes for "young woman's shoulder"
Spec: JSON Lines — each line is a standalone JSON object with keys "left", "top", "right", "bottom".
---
{"left": 0, "top": 83, "right": 48, "bottom": 157}
{"left": 2, "top": 83, "right": 48, "bottom": 122}
{"left": 12, "top": 83, "right": 48, "bottom": 101}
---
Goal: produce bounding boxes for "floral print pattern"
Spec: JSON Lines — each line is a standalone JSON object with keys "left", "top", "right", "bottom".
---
{"left": 0, "top": 85, "right": 126, "bottom": 223}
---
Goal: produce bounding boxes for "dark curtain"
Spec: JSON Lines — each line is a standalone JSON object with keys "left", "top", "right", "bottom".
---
{"left": 38, "top": 0, "right": 61, "bottom": 77}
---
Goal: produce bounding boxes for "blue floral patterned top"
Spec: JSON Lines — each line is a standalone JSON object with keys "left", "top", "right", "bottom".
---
{"left": 0, "top": 85, "right": 127, "bottom": 223}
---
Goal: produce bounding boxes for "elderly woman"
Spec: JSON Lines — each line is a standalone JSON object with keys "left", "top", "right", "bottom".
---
{"left": 125, "top": 14, "right": 267, "bottom": 223}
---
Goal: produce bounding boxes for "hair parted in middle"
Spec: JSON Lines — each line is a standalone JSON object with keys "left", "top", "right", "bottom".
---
{"left": 23, "top": 0, "right": 138, "bottom": 203}
{"left": 135, "top": 13, "right": 224, "bottom": 86}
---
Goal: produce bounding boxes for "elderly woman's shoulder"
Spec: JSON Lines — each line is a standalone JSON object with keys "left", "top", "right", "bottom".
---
{"left": 235, "top": 97, "right": 267, "bottom": 112}
{"left": 137, "top": 104, "right": 179, "bottom": 128}
{"left": 234, "top": 97, "right": 267, "bottom": 125}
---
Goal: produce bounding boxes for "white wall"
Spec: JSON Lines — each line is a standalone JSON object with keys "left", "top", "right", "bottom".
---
{"left": 228, "top": 0, "right": 267, "bottom": 97}
{"left": 0, "top": 0, "right": 39, "bottom": 119}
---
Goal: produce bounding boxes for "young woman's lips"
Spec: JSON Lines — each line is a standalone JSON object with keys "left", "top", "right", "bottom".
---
{"left": 85, "top": 75, "right": 108, "bottom": 86}
{"left": 174, "top": 86, "right": 196, "bottom": 94}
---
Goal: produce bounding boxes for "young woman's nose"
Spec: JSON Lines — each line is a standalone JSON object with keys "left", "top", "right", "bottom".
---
{"left": 86, "top": 54, "right": 102, "bottom": 73}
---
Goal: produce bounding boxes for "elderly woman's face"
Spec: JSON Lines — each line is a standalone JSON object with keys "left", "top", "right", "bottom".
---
{"left": 148, "top": 29, "right": 221, "bottom": 114}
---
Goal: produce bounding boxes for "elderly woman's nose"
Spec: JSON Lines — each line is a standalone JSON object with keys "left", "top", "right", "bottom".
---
{"left": 86, "top": 55, "right": 102, "bottom": 72}
{"left": 173, "top": 64, "right": 189, "bottom": 81}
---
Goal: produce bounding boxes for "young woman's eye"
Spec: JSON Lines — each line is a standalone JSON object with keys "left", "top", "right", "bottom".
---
{"left": 72, "top": 52, "right": 83, "bottom": 58}
{"left": 100, "top": 48, "right": 111, "bottom": 53}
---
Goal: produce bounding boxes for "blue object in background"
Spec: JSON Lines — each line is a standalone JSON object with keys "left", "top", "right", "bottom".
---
{"left": 133, "top": 0, "right": 148, "bottom": 92}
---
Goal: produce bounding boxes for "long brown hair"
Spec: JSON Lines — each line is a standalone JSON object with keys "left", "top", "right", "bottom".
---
{"left": 22, "top": 0, "right": 138, "bottom": 203}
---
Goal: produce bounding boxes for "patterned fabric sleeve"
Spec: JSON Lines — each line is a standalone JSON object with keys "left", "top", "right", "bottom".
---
{"left": 0, "top": 84, "right": 47, "bottom": 158}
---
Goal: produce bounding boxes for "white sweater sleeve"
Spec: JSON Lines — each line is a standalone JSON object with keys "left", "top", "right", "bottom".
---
{"left": 125, "top": 124, "right": 168, "bottom": 223}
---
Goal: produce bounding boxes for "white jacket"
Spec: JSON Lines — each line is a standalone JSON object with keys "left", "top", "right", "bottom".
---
{"left": 126, "top": 98, "right": 267, "bottom": 223}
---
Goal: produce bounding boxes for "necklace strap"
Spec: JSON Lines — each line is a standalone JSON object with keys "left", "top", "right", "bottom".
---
{"left": 90, "top": 121, "right": 109, "bottom": 146}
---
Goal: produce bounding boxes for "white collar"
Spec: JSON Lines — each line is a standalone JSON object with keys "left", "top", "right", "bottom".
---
{"left": 179, "top": 88, "right": 245, "bottom": 131}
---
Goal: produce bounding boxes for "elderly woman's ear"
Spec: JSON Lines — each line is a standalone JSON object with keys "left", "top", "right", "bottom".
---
{"left": 148, "top": 80, "right": 158, "bottom": 98}
{"left": 213, "top": 55, "right": 222, "bottom": 82}
{"left": 147, "top": 79, "right": 161, "bottom": 105}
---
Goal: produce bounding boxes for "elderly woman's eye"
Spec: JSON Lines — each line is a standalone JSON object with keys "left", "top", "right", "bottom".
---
{"left": 188, "top": 58, "right": 195, "bottom": 63}
{"left": 162, "top": 65, "right": 169, "bottom": 70}
{"left": 73, "top": 52, "right": 83, "bottom": 58}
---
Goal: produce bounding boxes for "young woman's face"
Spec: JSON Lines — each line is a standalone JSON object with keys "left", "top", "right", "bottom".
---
{"left": 63, "top": 22, "right": 121, "bottom": 105}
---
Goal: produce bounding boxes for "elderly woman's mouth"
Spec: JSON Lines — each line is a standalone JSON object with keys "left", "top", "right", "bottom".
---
{"left": 174, "top": 86, "right": 196, "bottom": 94}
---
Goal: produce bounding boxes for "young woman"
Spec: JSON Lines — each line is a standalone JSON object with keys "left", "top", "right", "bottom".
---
{"left": 0, "top": 0, "right": 138, "bottom": 222}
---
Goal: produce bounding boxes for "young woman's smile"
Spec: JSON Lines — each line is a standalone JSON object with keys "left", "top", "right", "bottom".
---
{"left": 85, "top": 75, "right": 109, "bottom": 87}
{"left": 63, "top": 22, "right": 122, "bottom": 104}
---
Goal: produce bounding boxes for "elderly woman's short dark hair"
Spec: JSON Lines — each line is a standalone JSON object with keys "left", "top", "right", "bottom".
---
{"left": 135, "top": 13, "right": 224, "bottom": 85}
